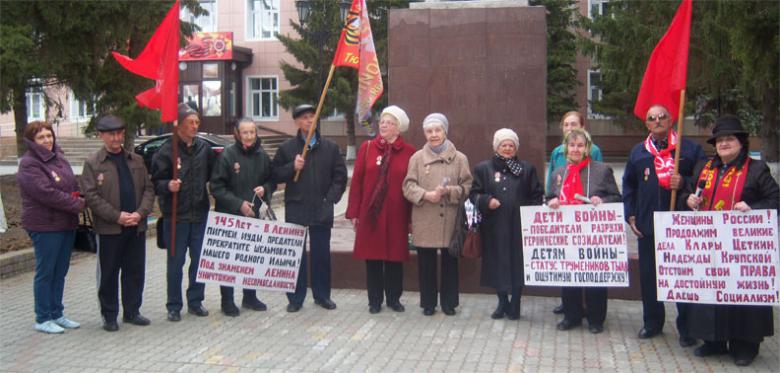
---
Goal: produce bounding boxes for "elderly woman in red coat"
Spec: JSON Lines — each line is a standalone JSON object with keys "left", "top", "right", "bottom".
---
{"left": 347, "top": 105, "right": 416, "bottom": 314}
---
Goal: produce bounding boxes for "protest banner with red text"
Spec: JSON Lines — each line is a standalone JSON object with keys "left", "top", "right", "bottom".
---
{"left": 196, "top": 211, "right": 305, "bottom": 292}
{"left": 654, "top": 210, "right": 780, "bottom": 306}
{"left": 520, "top": 203, "right": 629, "bottom": 287}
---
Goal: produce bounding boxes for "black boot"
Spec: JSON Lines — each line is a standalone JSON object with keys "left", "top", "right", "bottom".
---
{"left": 221, "top": 298, "right": 240, "bottom": 317}
{"left": 507, "top": 288, "right": 521, "bottom": 320}
{"left": 220, "top": 287, "right": 239, "bottom": 316}
{"left": 491, "top": 292, "right": 509, "bottom": 319}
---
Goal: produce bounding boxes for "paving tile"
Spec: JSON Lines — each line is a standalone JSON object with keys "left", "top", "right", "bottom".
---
{"left": 1, "top": 238, "right": 778, "bottom": 372}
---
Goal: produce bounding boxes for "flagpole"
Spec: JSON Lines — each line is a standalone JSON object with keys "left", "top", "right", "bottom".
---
{"left": 294, "top": 63, "right": 338, "bottom": 182}
{"left": 170, "top": 120, "right": 178, "bottom": 257}
{"left": 669, "top": 89, "right": 686, "bottom": 211}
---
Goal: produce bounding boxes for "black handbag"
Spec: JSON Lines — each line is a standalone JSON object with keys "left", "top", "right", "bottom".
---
{"left": 73, "top": 210, "right": 97, "bottom": 253}
{"left": 448, "top": 197, "right": 468, "bottom": 258}
{"left": 156, "top": 216, "right": 166, "bottom": 249}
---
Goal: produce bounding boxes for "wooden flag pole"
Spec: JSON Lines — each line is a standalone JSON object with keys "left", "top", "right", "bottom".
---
{"left": 294, "top": 63, "right": 338, "bottom": 182}
{"left": 170, "top": 120, "right": 179, "bottom": 257}
{"left": 669, "top": 89, "right": 686, "bottom": 211}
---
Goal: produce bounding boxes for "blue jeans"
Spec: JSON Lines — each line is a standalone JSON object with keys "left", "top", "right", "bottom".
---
{"left": 287, "top": 226, "right": 332, "bottom": 305}
{"left": 29, "top": 230, "right": 75, "bottom": 324}
{"left": 164, "top": 221, "right": 206, "bottom": 312}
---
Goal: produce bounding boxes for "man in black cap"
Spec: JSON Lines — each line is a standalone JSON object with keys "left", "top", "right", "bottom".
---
{"left": 152, "top": 103, "right": 216, "bottom": 322}
{"left": 81, "top": 115, "right": 155, "bottom": 331}
{"left": 273, "top": 104, "right": 348, "bottom": 312}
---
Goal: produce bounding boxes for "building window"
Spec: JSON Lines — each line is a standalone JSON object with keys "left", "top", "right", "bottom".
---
{"left": 182, "top": 84, "right": 201, "bottom": 112}
{"left": 181, "top": 0, "right": 216, "bottom": 32}
{"left": 323, "top": 108, "right": 345, "bottom": 120}
{"left": 587, "top": 69, "right": 603, "bottom": 119}
{"left": 229, "top": 81, "right": 237, "bottom": 117}
{"left": 589, "top": 0, "right": 611, "bottom": 19}
{"left": 247, "top": 0, "right": 280, "bottom": 40}
{"left": 248, "top": 77, "right": 278, "bottom": 120}
{"left": 203, "top": 80, "right": 222, "bottom": 117}
{"left": 69, "top": 92, "right": 94, "bottom": 122}
{"left": 26, "top": 91, "right": 45, "bottom": 122}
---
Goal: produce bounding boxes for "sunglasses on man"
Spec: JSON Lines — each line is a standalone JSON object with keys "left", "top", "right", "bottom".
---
{"left": 646, "top": 113, "right": 669, "bottom": 122}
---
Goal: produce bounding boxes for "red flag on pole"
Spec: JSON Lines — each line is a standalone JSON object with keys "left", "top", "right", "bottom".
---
{"left": 332, "top": 0, "right": 383, "bottom": 127}
{"left": 633, "top": 0, "right": 692, "bottom": 120}
{"left": 112, "top": 0, "right": 180, "bottom": 122}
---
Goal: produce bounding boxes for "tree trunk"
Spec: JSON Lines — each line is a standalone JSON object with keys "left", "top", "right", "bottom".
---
{"left": 124, "top": 129, "right": 136, "bottom": 153}
{"left": 345, "top": 110, "right": 356, "bottom": 161}
{"left": 760, "top": 85, "right": 779, "bottom": 163}
{"left": 13, "top": 87, "right": 28, "bottom": 158}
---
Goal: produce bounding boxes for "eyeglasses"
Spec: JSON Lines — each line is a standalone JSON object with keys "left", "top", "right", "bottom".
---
{"left": 646, "top": 113, "right": 669, "bottom": 122}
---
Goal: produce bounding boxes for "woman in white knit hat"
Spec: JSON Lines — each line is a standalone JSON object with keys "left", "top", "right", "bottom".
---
{"left": 346, "top": 105, "right": 416, "bottom": 314}
{"left": 403, "top": 113, "right": 472, "bottom": 316}
{"left": 469, "top": 128, "right": 543, "bottom": 320}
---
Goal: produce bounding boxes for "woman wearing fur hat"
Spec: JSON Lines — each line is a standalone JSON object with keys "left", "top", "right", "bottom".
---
{"left": 403, "top": 113, "right": 473, "bottom": 316}
{"left": 680, "top": 115, "right": 778, "bottom": 367}
{"left": 469, "top": 129, "right": 543, "bottom": 320}
{"left": 347, "top": 106, "right": 416, "bottom": 314}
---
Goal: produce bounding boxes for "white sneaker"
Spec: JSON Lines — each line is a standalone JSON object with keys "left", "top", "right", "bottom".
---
{"left": 34, "top": 320, "right": 65, "bottom": 334}
{"left": 54, "top": 316, "right": 80, "bottom": 329}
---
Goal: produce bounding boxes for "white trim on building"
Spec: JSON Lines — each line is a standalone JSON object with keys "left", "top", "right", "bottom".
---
{"left": 69, "top": 90, "right": 94, "bottom": 123}
{"left": 26, "top": 91, "right": 45, "bottom": 122}
{"left": 245, "top": 0, "right": 281, "bottom": 41}
{"left": 587, "top": 69, "right": 605, "bottom": 119}
{"left": 246, "top": 75, "right": 279, "bottom": 121}
{"left": 588, "top": 0, "right": 610, "bottom": 19}
{"left": 182, "top": 0, "right": 218, "bottom": 32}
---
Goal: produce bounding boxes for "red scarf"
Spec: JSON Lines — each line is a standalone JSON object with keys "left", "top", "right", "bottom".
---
{"left": 644, "top": 129, "right": 678, "bottom": 189}
{"left": 367, "top": 135, "right": 404, "bottom": 222}
{"left": 697, "top": 157, "right": 750, "bottom": 211}
{"left": 559, "top": 157, "right": 590, "bottom": 205}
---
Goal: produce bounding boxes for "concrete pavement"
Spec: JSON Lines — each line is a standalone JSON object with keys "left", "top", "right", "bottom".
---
{"left": 1, "top": 237, "right": 778, "bottom": 372}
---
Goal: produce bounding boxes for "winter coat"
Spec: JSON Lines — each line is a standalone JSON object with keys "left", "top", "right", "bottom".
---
{"left": 81, "top": 147, "right": 155, "bottom": 234}
{"left": 470, "top": 156, "right": 543, "bottom": 291}
{"left": 622, "top": 138, "right": 706, "bottom": 237}
{"left": 347, "top": 135, "right": 416, "bottom": 262}
{"left": 211, "top": 139, "right": 276, "bottom": 215}
{"left": 151, "top": 137, "right": 215, "bottom": 223}
{"left": 403, "top": 141, "right": 472, "bottom": 249}
{"left": 17, "top": 139, "right": 84, "bottom": 232}
{"left": 679, "top": 154, "right": 778, "bottom": 343}
{"left": 546, "top": 160, "right": 622, "bottom": 204}
{"left": 272, "top": 131, "right": 347, "bottom": 227}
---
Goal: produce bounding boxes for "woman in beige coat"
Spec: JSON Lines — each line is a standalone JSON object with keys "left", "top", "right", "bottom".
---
{"left": 403, "top": 113, "right": 472, "bottom": 316}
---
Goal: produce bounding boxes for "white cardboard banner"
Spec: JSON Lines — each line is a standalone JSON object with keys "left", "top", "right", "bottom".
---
{"left": 520, "top": 203, "right": 629, "bottom": 287}
{"left": 653, "top": 209, "right": 780, "bottom": 306}
{"left": 196, "top": 211, "right": 305, "bottom": 292}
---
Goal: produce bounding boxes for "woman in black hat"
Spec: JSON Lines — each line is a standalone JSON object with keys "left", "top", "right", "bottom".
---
{"left": 681, "top": 115, "right": 779, "bottom": 366}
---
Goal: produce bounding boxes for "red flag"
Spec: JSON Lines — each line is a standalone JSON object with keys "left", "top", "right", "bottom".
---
{"left": 112, "top": 0, "right": 180, "bottom": 122}
{"left": 332, "top": 0, "right": 383, "bottom": 129}
{"left": 633, "top": 0, "right": 692, "bottom": 120}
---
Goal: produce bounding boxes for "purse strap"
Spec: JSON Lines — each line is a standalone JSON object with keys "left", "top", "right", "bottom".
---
{"left": 81, "top": 209, "right": 94, "bottom": 226}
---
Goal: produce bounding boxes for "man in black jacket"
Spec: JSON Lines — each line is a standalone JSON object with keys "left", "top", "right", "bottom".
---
{"left": 210, "top": 118, "right": 275, "bottom": 316}
{"left": 272, "top": 104, "right": 348, "bottom": 312}
{"left": 151, "top": 104, "right": 215, "bottom": 322}
{"left": 623, "top": 104, "right": 706, "bottom": 345}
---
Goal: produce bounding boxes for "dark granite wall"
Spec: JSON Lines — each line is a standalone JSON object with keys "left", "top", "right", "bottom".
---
{"left": 388, "top": 6, "right": 547, "bottom": 175}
